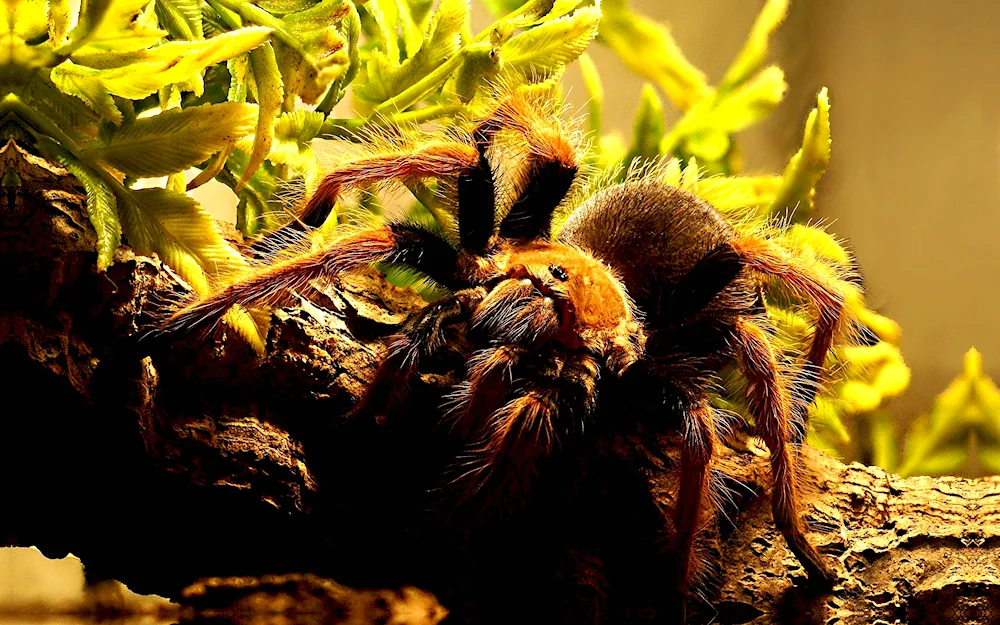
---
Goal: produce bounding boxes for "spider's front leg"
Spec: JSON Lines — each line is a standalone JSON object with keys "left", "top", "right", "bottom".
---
{"left": 449, "top": 350, "right": 601, "bottom": 506}
{"left": 353, "top": 288, "right": 486, "bottom": 421}
{"left": 672, "top": 398, "right": 721, "bottom": 594}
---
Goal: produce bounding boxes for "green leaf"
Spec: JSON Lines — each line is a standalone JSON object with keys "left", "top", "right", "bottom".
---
{"left": 60, "top": 0, "right": 167, "bottom": 56}
{"left": 768, "top": 86, "right": 831, "bottom": 219}
{"left": 868, "top": 411, "right": 897, "bottom": 473}
{"left": 254, "top": 0, "right": 314, "bottom": 13}
{"left": 483, "top": 0, "right": 525, "bottom": 18}
{"left": 228, "top": 54, "right": 250, "bottom": 102}
{"left": 356, "top": 0, "right": 466, "bottom": 104}
{"left": 52, "top": 27, "right": 272, "bottom": 102}
{"left": 979, "top": 445, "right": 1000, "bottom": 475}
{"left": 114, "top": 186, "right": 264, "bottom": 349}
{"left": 237, "top": 187, "right": 268, "bottom": 236}
{"left": 242, "top": 42, "right": 283, "bottom": 187}
{"left": 366, "top": 0, "right": 402, "bottom": 63}
{"left": 661, "top": 66, "right": 786, "bottom": 162}
{"left": 719, "top": 0, "right": 787, "bottom": 92}
{"left": 898, "top": 444, "right": 968, "bottom": 478}
{"left": 315, "top": 0, "right": 360, "bottom": 112}
{"left": 598, "top": 0, "right": 709, "bottom": 110}
{"left": 13, "top": 0, "right": 47, "bottom": 40}
{"left": 267, "top": 108, "right": 324, "bottom": 191}
{"left": 47, "top": 146, "right": 122, "bottom": 270}
{"left": 703, "top": 65, "right": 786, "bottom": 134}
{"left": 48, "top": 0, "right": 72, "bottom": 44}
{"left": 222, "top": 149, "right": 279, "bottom": 236}
{"left": 578, "top": 52, "right": 602, "bottom": 136}
{"left": 624, "top": 83, "right": 665, "bottom": 164}
{"left": 501, "top": 4, "right": 600, "bottom": 79}
{"left": 210, "top": 0, "right": 351, "bottom": 104}
{"left": 19, "top": 76, "right": 102, "bottom": 143}
{"left": 154, "top": 0, "right": 204, "bottom": 40}
{"left": 493, "top": 0, "right": 579, "bottom": 29}
{"left": 451, "top": 42, "right": 501, "bottom": 103}
{"left": 81, "top": 102, "right": 256, "bottom": 177}
{"left": 50, "top": 67, "right": 124, "bottom": 123}
{"left": 127, "top": 187, "right": 248, "bottom": 280}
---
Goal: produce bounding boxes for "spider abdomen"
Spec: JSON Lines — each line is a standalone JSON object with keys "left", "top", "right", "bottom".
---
{"left": 559, "top": 181, "right": 754, "bottom": 327}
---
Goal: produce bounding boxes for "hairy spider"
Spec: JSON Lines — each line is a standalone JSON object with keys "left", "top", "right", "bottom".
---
{"left": 163, "top": 92, "right": 854, "bottom": 592}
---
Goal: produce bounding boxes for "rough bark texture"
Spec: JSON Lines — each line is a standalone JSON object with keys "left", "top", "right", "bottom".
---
{"left": 2, "top": 140, "right": 997, "bottom": 625}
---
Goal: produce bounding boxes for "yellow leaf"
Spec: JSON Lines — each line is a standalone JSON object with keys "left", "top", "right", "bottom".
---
{"left": 768, "top": 87, "right": 831, "bottom": 218}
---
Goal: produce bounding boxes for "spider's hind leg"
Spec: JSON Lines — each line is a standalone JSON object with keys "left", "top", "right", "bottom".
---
{"left": 732, "top": 234, "right": 854, "bottom": 442}
{"left": 731, "top": 316, "right": 837, "bottom": 586}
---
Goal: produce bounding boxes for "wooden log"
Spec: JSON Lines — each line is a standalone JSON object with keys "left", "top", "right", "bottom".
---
{"left": 2, "top": 140, "right": 995, "bottom": 624}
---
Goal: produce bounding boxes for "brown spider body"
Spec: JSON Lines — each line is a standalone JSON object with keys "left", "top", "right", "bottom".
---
{"left": 164, "top": 92, "right": 853, "bottom": 596}
{"left": 560, "top": 181, "right": 846, "bottom": 588}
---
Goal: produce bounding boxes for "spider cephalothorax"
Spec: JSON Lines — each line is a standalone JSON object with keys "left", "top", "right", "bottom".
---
{"left": 164, "top": 92, "right": 855, "bottom": 594}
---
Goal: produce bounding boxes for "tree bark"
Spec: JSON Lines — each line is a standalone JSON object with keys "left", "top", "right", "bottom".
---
{"left": 2, "top": 140, "right": 996, "bottom": 625}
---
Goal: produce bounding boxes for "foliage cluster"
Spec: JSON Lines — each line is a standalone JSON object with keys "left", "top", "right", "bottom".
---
{"left": 4, "top": 0, "right": 991, "bottom": 474}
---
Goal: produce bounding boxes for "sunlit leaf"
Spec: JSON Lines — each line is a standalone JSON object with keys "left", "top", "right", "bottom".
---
{"left": 81, "top": 102, "right": 256, "bottom": 177}
{"left": 222, "top": 149, "right": 279, "bottom": 236}
{"left": 899, "top": 444, "right": 968, "bottom": 477}
{"left": 154, "top": 0, "right": 204, "bottom": 40}
{"left": 356, "top": 0, "right": 466, "bottom": 104}
{"left": 267, "top": 109, "right": 324, "bottom": 190}
{"left": 46, "top": 144, "right": 122, "bottom": 270}
{"left": 578, "top": 52, "right": 602, "bottom": 136}
{"left": 719, "top": 0, "right": 787, "bottom": 92}
{"left": 316, "top": 0, "right": 359, "bottom": 112}
{"left": 61, "top": 0, "right": 166, "bottom": 55}
{"left": 622, "top": 83, "right": 664, "bottom": 166}
{"left": 229, "top": 0, "right": 353, "bottom": 104}
{"left": 128, "top": 187, "right": 247, "bottom": 278}
{"left": 452, "top": 42, "right": 500, "bottom": 103}
{"left": 48, "top": 0, "right": 71, "bottom": 44}
{"left": 10, "top": 0, "right": 47, "bottom": 40}
{"left": 53, "top": 27, "right": 272, "bottom": 102}
{"left": 242, "top": 42, "right": 283, "bottom": 187}
{"left": 598, "top": 0, "right": 709, "bottom": 110}
{"left": 768, "top": 87, "right": 831, "bottom": 218}
{"left": 228, "top": 54, "right": 250, "bottom": 102}
{"left": 501, "top": 4, "right": 600, "bottom": 79}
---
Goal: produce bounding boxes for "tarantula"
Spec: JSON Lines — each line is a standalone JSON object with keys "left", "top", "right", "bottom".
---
{"left": 164, "top": 93, "right": 852, "bottom": 591}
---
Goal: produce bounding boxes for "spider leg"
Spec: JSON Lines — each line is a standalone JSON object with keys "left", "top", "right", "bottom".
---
{"left": 450, "top": 352, "right": 600, "bottom": 506}
{"left": 732, "top": 235, "right": 850, "bottom": 441}
{"left": 495, "top": 106, "right": 580, "bottom": 242}
{"left": 660, "top": 243, "right": 743, "bottom": 326}
{"left": 443, "top": 344, "right": 530, "bottom": 439}
{"left": 162, "top": 224, "right": 459, "bottom": 335}
{"left": 731, "top": 316, "right": 837, "bottom": 586}
{"left": 354, "top": 289, "right": 484, "bottom": 420}
{"left": 299, "top": 140, "right": 480, "bottom": 229}
{"left": 458, "top": 94, "right": 581, "bottom": 250}
{"left": 445, "top": 277, "right": 563, "bottom": 436}
{"left": 672, "top": 399, "right": 719, "bottom": 593}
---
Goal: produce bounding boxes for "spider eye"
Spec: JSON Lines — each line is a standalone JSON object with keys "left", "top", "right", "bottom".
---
{"left": 549, "top": 265, "right": 569, "bottom": 281}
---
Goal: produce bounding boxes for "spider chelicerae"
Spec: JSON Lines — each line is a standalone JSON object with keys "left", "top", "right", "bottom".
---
{"left": 165, "top": 91, "right": 857, "bottom": 592}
